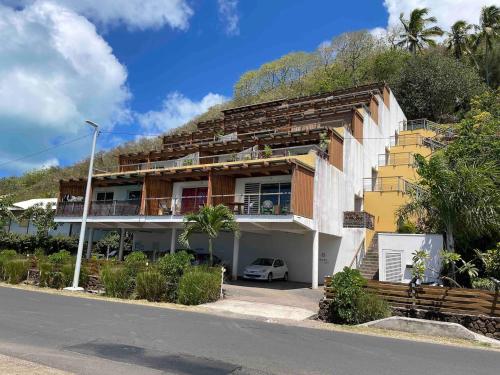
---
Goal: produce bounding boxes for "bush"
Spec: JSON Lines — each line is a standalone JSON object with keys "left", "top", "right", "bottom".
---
{"left": 482, "top": 244, "right": 500, "bottom": 279}
{"left": 326, "top": 267, "right": 389, "bottom": 324}
{"left": 0, "top": 232, "right": 77, "bottom": 255}
{"left": 100, "top": 265, "right": 132, "bottom": 298}
{"left": 4, "top": 259, "right": 29, "bottom": 284}
{"left": 472, "top": 277, "right": 497, "bottom": 291}
{"left": 124, "top": 251, "right": 148, "bottom": 277}
{"left": 157, "top": 251, "right": 193, "bottom": 302}
{"left": 47, "top": 250, "right": 72, "bottom": 267}
{"left": 355, "top": 292, "right": 390, "bottom": 322}
{"left": 177, "top": 267, "right": 221, "bottom": 305}
{"left": 136, "top": 270, "right": 166, "bottom": 302}
{"left": 0, "top": 250, "right": 18, "bottom": 280}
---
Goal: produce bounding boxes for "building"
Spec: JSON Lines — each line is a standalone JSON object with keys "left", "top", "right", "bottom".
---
{"left": 54, "top": 83, "right": 445, "bottom": 287}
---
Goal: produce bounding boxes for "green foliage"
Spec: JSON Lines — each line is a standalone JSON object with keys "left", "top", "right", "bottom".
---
{"left": 4, "top": 259, "right": 29, "bottom": 284}
{"left": 47, "top": 250, "right": 72, "bottom": 267}
{"left": 100, "top": 265, "right": 133, "bottom": 298}
{"left": 177, "top": 267, "right": 221, "bottom": 305}
{"left": 20, "top": 203, "right": 58, "bottom": 238}
{"left": 0, "top": 196, "right": 14, "bottom": 229}
{"left": 481, "top": 243, "right": 500, "bottom": 279}
{"left": 471, "top": 277, "right": 497, "bottom": 291}
{"left": 0, "top": 249, "right": 17, "bottom": 280}
{"left": 262, "top": 145, "right": 273, "bottom": 158}
{"left": 355, "top": 292, "right": 391, "bottom": 322}
{"left": 397, "top": 8, "right": 444, "bottom": 53}
{"left": 124, "top": 251, "right": 148, "bottom": 277}
{"left": 0, "top": 232, "right": 78, "bottom": 255}
{"left": 397, "top": 220, "right": 417, "bottom": 234}
{"left": 95, "top": 231, "right": 120, "bottom": 255}
{"left": 135, "top": 270, "right": 166, "bottom": 302}
{"left": 327, "top": 267, "right": 367, "bottom": 324}
{"left": 411, "top": 250, "right": 429, "bottom": 280}
{"left": 157, "top": 251, "right": 193, "bottom": 302}
{"left": 392, "top": 51, "right": 485, "bottom": 121}
{"left": 180, "top": 204, "right": 239, "bottom": 266}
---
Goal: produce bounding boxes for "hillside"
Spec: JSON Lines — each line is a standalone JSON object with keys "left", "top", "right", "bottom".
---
{"left": 0, "top": 26, "right": 495, "bottom": 202}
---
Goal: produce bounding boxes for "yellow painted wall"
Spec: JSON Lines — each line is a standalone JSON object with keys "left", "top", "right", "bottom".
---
{"left": 365, "top": 191, "right": 409, "bottom": 232}
{"left": 378, "top": 165, "right": 419, "bottom": 182}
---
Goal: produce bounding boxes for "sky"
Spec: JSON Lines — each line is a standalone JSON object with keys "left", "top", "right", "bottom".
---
{"left": 0, "top": 0, "right": 496, "bottom": 177}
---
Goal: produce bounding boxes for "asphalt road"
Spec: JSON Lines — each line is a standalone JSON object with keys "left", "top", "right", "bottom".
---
{"left": 0, "top": 286, "right": 498, "bottom": 375}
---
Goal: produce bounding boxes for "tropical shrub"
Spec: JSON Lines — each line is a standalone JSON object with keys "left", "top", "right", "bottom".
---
{"left": 177, "top": 267, "right": 221, "bottom": 305}
{"left": 0, "top": 232, "right": 78, "bottom": 255}
{"left": 326, "top": 267, "right": 390, "bottom": 324}
{"left": 471, "top": 277, "right": 496, "bottom": 291}
{"left": 482, "top": 244, "right": 500, "bottom": 279}
{"left": 136, "top": 270, "right": 166, "bottom": 302}
{"left": 157, "top": 251, "right": 193, "bottom": 302}
{"left": 0, "top": 250, "right": 18, "bottom": 280}
{"left": 47, "top": 250, "right": 72, "bottom": 267}
{"left": 4, "top": 259, "right": 29, "bottom": 284}
{"left": 100, "top": 265, "right": 132, "bottom": 298}
{"left": 124, "top": 251, "right": 148, "bottom": 277}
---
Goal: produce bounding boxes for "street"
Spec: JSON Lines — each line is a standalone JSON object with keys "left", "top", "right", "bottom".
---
{"left": 0, "top": 286, "right": 498, "bottom": 375}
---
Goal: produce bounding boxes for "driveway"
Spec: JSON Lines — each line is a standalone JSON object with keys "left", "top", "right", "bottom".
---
{"left": 222, "top": 280, "right": 323, "bottom": 311}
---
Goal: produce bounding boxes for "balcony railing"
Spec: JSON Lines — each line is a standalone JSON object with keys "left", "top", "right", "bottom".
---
{"left": 90, "top": 200, "right": 141, "bottom": 216}
{"left": 56, "top": 201, "right": 84, "bottom": 217}
{"left": 390, "top": 134, "right": 424, "bottom": 147}
{"left": 400, "top": 119, "right": 440, "bottom": 132}
{"left": 378, "top": 152, "right": 415, "bottom": 167}
{"left": 145, "top": 192, "right": 293, "bottom": 216}
{"left": 343, "top": 211, "right": 374, "bottom": 229}
{"left": 113, "top": 144, "right": 325, "bottom": 174}
{"left": 364, "top": 177, "right": 407, "bottom": 193}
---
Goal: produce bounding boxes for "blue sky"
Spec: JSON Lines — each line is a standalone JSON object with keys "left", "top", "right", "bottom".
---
{"left": 0, "top": 0, "right": 491, "bottom": 177}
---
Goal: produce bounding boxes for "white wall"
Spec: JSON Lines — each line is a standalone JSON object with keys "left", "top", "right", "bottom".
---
{"left": 93, "top": 184, "right": 142, "bottom": 201}
{"left": 378, "top": 233, "right": 443, "bottom": 283}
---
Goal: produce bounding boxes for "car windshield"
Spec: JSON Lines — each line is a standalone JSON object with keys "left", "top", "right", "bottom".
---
{"left": 251, "top": 258, "right": 274, "bottom": 266}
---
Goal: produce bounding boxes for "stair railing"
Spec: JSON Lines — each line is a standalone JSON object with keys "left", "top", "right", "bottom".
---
{"left": 349, "top": 239, "right": 366, "bottom": 269}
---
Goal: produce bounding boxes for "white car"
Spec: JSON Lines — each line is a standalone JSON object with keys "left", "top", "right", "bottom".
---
{"left": 243, "top": 258, "right": 288, "bottom": 282}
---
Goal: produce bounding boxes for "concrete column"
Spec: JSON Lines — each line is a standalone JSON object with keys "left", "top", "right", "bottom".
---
{"left": 85, "top": 228, "right": 94, "bottom": 260}
{"left": 118, "top": 228, "right": 125, "bottom": 261}
{"left": 232, "top": 233, "right": 240, "bottom": 281}
{"left": 312, "top": 230, "right": 319, "bottom": 289}
{"left": 170, "top": 228, "right": 177, "bottom": 254}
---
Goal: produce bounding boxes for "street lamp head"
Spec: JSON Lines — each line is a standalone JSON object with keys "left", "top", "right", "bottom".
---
{"left": 85, "top": 120, "right": 99, "bottom": 129}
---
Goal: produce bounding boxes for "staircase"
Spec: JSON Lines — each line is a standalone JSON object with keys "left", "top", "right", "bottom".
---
{"left": 358, "top": 234, "right": 379, "bottom": 280}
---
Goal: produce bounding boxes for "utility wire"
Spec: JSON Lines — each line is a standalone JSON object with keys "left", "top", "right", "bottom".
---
{"left": 0, "top": 135, "right": 91, "bottom": 168}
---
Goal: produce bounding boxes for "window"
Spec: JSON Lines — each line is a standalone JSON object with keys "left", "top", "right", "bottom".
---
{"left": 96, "top": 192, "right": 114, "bottom": 201}
{"left": 274, "top": 259, "right": 283, "bottom": 267}
{"left": 128, "top": 191, "right": 141, "bottom": 200}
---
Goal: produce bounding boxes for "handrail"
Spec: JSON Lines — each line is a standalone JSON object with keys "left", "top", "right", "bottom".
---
{"left": 378, "top": 152, "right": 415, "bottom": 166}
{"left": 349, "top": 239, "right": 366, "bottom": 269}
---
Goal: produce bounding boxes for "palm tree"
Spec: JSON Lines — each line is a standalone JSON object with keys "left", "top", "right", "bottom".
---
{"left": 179, "top": 204, "right": 240, "bottom": 266}
{"left": 397, "top": 8, "right": 444, "bottom": 54}
{"left": 446, "top": 20, "right": 473, "bottom": 59}
{"left": 472, "top": 5, "right": 500, "bottom": 85}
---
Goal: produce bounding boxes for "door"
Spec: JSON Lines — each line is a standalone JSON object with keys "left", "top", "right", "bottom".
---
{"left": 273, "top": 259, "right": 285, "bottom": 278}
{"left": 181, "top": 187, "right": 208, "bottom": 214}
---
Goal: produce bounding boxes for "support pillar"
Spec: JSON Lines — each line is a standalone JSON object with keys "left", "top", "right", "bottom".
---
{"left": 312, "top": 230, "right": 319, "bottom": 289}
{"left": 170, "top": 228, "right": 177, "bottom": 254}
{"left": 86, "top": 228, "right": 94, "bottom": 260}
{"left": 118, "top": 228, "right": 125, "bottom": 261}
{"left": 232, "top": 233, "right": 240, "bottom": 281}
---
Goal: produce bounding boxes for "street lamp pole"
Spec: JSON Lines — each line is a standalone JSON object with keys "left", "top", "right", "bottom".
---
{"left": 65, "top": 120, "right": 99, "bottom": 291}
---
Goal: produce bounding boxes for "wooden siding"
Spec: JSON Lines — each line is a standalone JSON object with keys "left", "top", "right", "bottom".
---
{"left": 324, "top": 278, "right": 500, "bottom": 317}
{"left": 370, "top": 96, "right": 379, "bottom": 125}
{"left": 143, "top": 176, "right": 173, "bottom": 215}
{"left": 291, "top": 166, "right": 314, "bottom": 218}
{"left": 208, "top": 173, "right": 236, "bottom": 205}
{"left": 328, "top": 134, "right": 343, "bottom": 171}
{"left": 58, "top": 180, "right": 86, "bottom": 201}
{"left": 383, "top": 86, "right": 390, "bottom": 108}
{"left": 352, "top": 110, "right": 364, "bottom": 144}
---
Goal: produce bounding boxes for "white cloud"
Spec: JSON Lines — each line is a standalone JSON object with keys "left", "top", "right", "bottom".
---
{"left": 0, "top": 1, "right": 129, "bottom": 174}
{"left": 137, "top": 92, "right": 228, "bottom": 133}
{"left": 217, "top": 0, "right": 240, "bottom": 36}
{"left": 3, "top": 0, "right": 194, "bottom": 30}
{"left": 382, "top": 0, "right": 497, "bottom": 32}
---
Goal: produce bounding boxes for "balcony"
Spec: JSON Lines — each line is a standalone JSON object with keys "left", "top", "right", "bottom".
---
{"left": 90, "top": 200, "right": 141, "bottom": 216}
{"left": 114, "top": 144, "right": 326, "bottom": 174}
{"left": 56, "top": 201, "right": 84, "bottom": 217}
{"left": 343, "top": 211, "right": 374, "bottom": 229}
{"left": 145, "top": 192, "right": 293, "bottom": 216}
{"left": 378, "top": 152, "right": 415, "bottom": 167}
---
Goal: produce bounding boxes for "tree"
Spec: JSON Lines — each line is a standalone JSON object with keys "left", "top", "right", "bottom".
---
{"left": 179, "top": 205, "right": 239, "bottom": 266}
{"left": 397, "top": 8, "right": 444, "bottom": 53}
{"left": 392, "top": 51, "right": 485, "bottom": 121}
{"left": 0, "top": 196, "right": 14, "bottom": 231}
{"left": 446, "top": 20, "right": 474, "bottom": 59}
{"left": 471, "top": 5, "right": 500, "bottom": 86}
{"left": 20, "top": 203, "right": 59, "bottom": 238}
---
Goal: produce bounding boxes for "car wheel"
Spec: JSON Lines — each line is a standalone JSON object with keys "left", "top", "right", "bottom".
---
{"left": 283, "top": 272, "right": 288, "bottom": 281}
{"left": 267, "top": 273, "right": 273, "bottom": 282}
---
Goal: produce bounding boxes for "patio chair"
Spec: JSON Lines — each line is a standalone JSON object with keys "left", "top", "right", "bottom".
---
{"left": 261, "top": 200, "right": 274, "bottom": 215}
{"left": 158, "top": 200, "right": 172, "bottom": 215}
